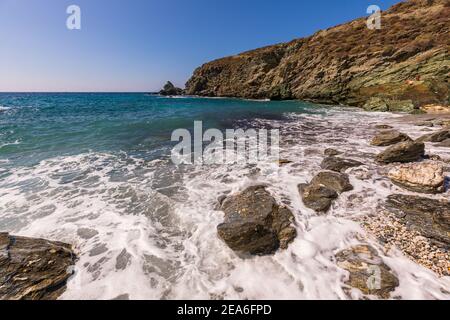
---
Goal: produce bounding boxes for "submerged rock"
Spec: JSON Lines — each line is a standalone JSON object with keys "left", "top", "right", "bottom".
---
{"left": 324, "top": 148, "right": 342, "bottom": 157}
{"left": 371, "top": 130, "right": 412, "bottom": 147}
{"left": 217, "top": 186, "right": 297, "bottom": 255}
{"left": 437, "top": 138, "right": 450, "bottom": 148}
{"left": 320, "top": 157, "right": 364, "bottom": 173}
{"left": 159, "top": 81, "right": 184, "bottom": 96}
{"left": 299, "top": 171, "right": 353, "bottom": 213}
{"left": 376, "top": 141, "right": 425, "bottom": 164}
{"left": 336, "top": 245, "right": 399, "bottom": 299}
{"left": 0, "top": 233, "right": 76, "bottom": 300}
{"left": 375, "top": 124, "right": 393, "bottom": 130}
{"left": 388, "top": 161, "right": 445, "bottom": 194}
{"left": 386, "top": 194, "right": 450, "bottom": 249}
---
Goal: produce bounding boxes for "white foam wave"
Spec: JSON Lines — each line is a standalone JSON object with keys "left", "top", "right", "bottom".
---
{"left": 0, "top": 108, "right": 448, "bottom": 300}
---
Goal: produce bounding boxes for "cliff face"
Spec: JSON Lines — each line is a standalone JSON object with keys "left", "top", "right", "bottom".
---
{"left": 185, "top": 0, "right": 449, "bottom": 108}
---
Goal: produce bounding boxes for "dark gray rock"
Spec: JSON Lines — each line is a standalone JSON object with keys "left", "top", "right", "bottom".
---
{"left": 299, "top": 171, "right": 353, "bottom": 213}
{"left": 310, "top": 171, "right": 354, "bottom": 193}
{"left": 320, "top": 157, "right": 364, "bottom": 173}
{"left": 375, "top": 124, "right": 393, "bottom": 130}
{"left": 299, "top": 183, "right": 338, "bottom": 212}
{"left": 159, "top": 81, "right": 184, "bottom": 96}
{"left": 336, "top": 245, "right": 399, "bottom": 299}
{"left": 0, "top": 233, "right": 76, "bottom": 300}
{"left": 371, "top": 130, "right": 412, "bottom": 147}
{"left": 386, "top": 194, "right": 450, "bottom": 249}
{"left": 217, "top": 186, "right": 297, "bottom": 255}
{"left": 376, "top": 141, "right": 425, "bottom": 164}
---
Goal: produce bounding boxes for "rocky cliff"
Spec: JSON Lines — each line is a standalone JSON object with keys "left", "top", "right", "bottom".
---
{"left": 185, "top": 0, "right": 449, "bottom": 109}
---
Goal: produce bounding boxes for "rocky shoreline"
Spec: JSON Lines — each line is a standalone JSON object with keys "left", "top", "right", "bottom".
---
{"left": 0, "top": 109, "right": 449, "bottom": 300}
{"left": 214, "top": 111, "right": 449, "bottom": 298}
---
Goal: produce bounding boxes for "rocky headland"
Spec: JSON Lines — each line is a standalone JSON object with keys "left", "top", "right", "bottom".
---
{"left": 185, "top": 0, "right": 449, "bottom": 113}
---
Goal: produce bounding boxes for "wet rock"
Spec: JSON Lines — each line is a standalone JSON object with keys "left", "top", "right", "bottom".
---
{"left": 278, "top": 159, "right": 293, "bottom": 166}
{"left": 336, "top": 245, "right": 399, "bottom": 299}
{"left": 159, "top": 81, "right": 184, "bottom": 96}
{"left": 217, "top": 186, "right": 297, "bottom": 255}
{"left": 299, "top": 183, "right": 338, "bottom": 213}
{"left": 437, "top": 139, "right": 450, "bottom": 148}
{"left": 386, "top": 194, "right": 450, "bottom": 249}
{"left": 415, "top": 121, "right": 434, "bottom": 127}
{"left": 310, "top": 171, "right": 354, "bottom": 193}
{"left": 371, "top": 130, "right": 412, "bottom": 147}
{"left": 375, "top": 124, "right": 393, "bottom": 130}
{"left": 416, "top": 129, "right": 450, "bottom": 143}
{"left": 299, "top": 171, "right": 353, "bottom": 213}
{"left": 375, "top": 141, "right": 425, "bottom": 164}
{"left": 324, "top": 148, "right": 342, "bottom": 156}
{"left": 320, "top": 157, "right": 364, "bottom": 173}
{"left": 0, "top": 233, "right": 76, "bottom": 300}
{"left": 388, "top": 161, "right": 445, "bottom": 194}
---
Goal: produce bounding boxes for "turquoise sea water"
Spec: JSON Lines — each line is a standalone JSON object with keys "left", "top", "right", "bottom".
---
{"left": 0, "top": 93, "right": 318, "bottom": 167}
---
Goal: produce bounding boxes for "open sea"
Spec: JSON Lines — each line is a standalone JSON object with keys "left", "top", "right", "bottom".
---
{"left": 0, "top": 93, "right": 448, "bottom": 299}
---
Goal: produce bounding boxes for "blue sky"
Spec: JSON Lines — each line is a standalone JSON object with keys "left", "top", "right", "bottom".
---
{"left": 0, "top": 0, "right": 400, "bottom": 92}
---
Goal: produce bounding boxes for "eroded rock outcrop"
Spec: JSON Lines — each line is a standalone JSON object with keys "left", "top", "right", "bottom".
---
{"left": 217, "top": 186, "right": 297, "bottom": 255}
{"left": 0, "top": 233, "right": 76, "bottom": 300}
{"left": 159, "top": 81, "right": 184, "bottom": 96}
{"left": 336, "top": 245, "right": 399, "bottom": 299}
{"left": 386, "top": 194, "right": 450, "bottom": 249}
{"left": 185, "top": 0, "right": 449, "bottom": 110}
{"left": 371, "top": 130, "right": 412, "bottom": 147}
{"left": 376, "top": 141, "right": 425, "bottom": 164}
{"left": 388, "top": 161, "right": 445, "bottom": 193}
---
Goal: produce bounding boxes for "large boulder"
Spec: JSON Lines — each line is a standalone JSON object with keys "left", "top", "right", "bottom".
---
{"left": 375, "top": 141, "right": 425, "bottom": 164}
{"left": 299, "top": 171, "right": 353, "bottom": 213}
{"left": 320, "top": 157, "right": 364, "bottom": 173}
{"left": 386, "top": 194, "right": 450, "bottom": 249}
{"left": 336, "top": 245, "right": 399, "bottom": 299}
{"left": 388, "top": 161, "right": 445, "bottom": 194}
{"left": 416, "top": 129, "right": 450, "bottom": 143}
{"left": 217, "top": 186, "right": 297, "bottom": 255}
{"left": 299, "top": 183, "right": 338, "bottom": 213}
{"left": 159, "top": 81, "right": 184, "bottom": 96}
{"left": 0, "top": 233, "right": 76, "bottom": 300}
{"left": 371, "top": 130, "right": 412, "bottom": 147}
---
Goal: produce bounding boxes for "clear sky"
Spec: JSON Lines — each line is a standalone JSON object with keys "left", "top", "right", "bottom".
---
{"left": 0, "top": 0, "right": 401, "bottom": 92}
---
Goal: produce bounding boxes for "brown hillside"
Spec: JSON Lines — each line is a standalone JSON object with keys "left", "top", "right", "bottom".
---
{"left": 185, "top": 0, "right": 450, "bottom": 109}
